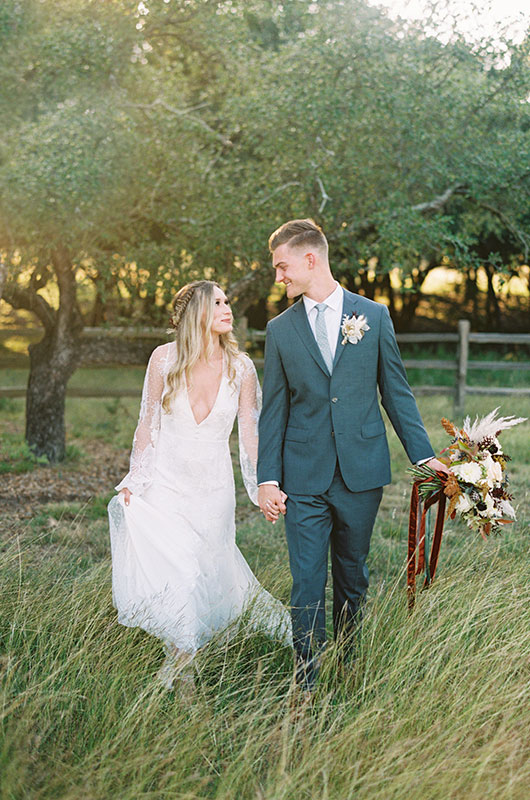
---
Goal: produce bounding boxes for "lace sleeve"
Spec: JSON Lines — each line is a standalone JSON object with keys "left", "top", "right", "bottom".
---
{"left": 115, "top": 344, "right": 169, "bottom": 496}
{"left": 237, "top": 355, "right": 262, "bottom": 506}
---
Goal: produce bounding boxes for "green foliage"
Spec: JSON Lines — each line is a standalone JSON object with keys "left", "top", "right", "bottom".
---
{"left": 0, "top": 0, "right": 24, "bottom": 45}
{"left": 0, "top": 396, "right": 17, "bottom": 413}
{"left": 1, "top": 0, "right": 529, "bottom": 319}
{"left": 0, "top": 432, "right": 83, "bottom": 473}
{"left": 64, "top": 443, "right": 83, "bottom": 463}
{"left": 0, "top": 432, "right": 48, "bottom": 473}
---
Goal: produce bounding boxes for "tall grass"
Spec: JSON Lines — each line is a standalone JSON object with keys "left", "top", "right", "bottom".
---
{"left": 1, "top": 396, "right": 529, "bottom": 799}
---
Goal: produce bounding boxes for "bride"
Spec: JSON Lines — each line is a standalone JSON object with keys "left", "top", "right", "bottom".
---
{"left": 108, "top": 280, "right": 291, "bottom": 689}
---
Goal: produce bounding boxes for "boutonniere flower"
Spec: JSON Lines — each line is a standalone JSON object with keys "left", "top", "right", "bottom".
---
{"left": 341, "top": 313, "right": 370, "bottom": 345}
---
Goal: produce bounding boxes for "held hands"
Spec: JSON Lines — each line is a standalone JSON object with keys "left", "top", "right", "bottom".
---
{"left": 258, "top": 484, "right": 288, "bottom": 524}
{"left": 120, "top": 484, "right": 288, "bottom": 521}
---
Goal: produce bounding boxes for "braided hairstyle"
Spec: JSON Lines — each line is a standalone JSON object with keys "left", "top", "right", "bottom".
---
{"left": 168, "top": 281, "right": 201, "bottom": 332}
{"left": 162, "top": 280, "right": 240, "bottom": 413}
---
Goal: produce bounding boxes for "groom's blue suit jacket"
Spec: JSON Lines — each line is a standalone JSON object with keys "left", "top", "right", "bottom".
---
{"left": 257, "top": 289, "right": 434, "bottom": 495}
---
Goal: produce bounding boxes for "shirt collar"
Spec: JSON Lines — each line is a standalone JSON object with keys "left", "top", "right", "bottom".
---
{"left": 303, "top": 282, "right": 343, "bottom": 314}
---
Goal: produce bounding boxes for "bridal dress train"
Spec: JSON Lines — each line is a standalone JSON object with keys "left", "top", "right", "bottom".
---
{"left": 108, "top": 343, "right": 291, "bottom": 655}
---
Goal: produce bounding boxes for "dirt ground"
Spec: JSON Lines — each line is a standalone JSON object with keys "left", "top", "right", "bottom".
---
{"left": 0, "top": 441, "right": 130, "bottom": 520}
{"left": 0, "top": 440, "right": 255, "bottom": 528}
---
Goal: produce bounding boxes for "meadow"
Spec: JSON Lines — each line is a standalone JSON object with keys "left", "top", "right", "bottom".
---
{"left": 1, "top": 381, "right": 529, "bottom": 800}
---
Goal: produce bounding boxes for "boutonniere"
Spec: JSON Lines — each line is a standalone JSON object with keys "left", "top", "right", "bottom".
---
{"left": 341, "top": 312, "right": 370, "bottom": 345}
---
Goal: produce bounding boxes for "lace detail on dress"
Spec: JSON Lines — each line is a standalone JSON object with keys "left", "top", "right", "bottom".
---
{"left": 109, "top": 346, "right": 291, "bottom": 654}
{"left": 115, "top": 343, "right": 173, "bottom": 496}
{"left": 236, "top": 354, "right": 261, "bottom": 506}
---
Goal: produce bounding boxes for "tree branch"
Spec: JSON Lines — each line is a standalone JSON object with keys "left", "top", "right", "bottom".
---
{"left": 51, "top": 246, "right": 84, "bottom": 338}
{"left": 120, "top": 98, "right": 232, "bottom": 146}
{"left": 29, "top": 265, "right": 52, "bottom": 294}
{"left": 2, "top": 283, "right": 56, "bottom": 331}
{"left": 467, "top": 197, "right": 530, "bottom": 262}
{"left": 227, "top": 265, "right": 273, "bottom": 316}
{"left": 256, "top": 182, "right": 302, "bottom": 207}
{"left": 316, "top": 176, "right": 331, "bottom": 213}
{"left": 334, "top": 183, "right": 469, "bottom": 242}
{"left": 411, "top": 183, "right": 468, "bottom": 214}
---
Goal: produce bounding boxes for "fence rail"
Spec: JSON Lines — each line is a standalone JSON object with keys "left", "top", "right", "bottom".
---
{"left": 1, "top": 320, "right": 529, "bottom": 411}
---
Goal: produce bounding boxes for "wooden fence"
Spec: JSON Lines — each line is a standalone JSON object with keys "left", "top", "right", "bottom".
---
{"left": 1, "top": 319, "right": 529, "bottom": 413}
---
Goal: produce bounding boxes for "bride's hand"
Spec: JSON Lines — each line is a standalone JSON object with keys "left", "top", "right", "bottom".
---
{"left": 119, "top": 487, "right": 132, "bottom": 506}
{"left": 268, "top": 491, "right": 289, "bottom": 523}
{"left": 258, "top": 485, "right": 287, "bottom": 523}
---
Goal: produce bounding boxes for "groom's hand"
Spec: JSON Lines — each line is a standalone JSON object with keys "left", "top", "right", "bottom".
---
{"left": 258, "top": 484, "right": 287, "bottom": 524}
{"left": 424, "top": 457, "right": 450, "bottom": 475}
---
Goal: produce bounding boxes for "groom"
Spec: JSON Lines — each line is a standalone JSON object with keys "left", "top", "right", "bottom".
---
{"left": 257, "top": 218, "right": 446, "bottom": 689}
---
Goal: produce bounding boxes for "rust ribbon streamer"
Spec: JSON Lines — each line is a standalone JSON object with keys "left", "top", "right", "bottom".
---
{"left": 407, "top": 476, "right": 447, "bottom": 610}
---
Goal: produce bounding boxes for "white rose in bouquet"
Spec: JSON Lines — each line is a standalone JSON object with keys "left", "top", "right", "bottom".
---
{"left": 451, "top": 461, "right": 484, "bottom": 484}
{"left": 482, "top": 453, "right": 502, "bottom": 489}
{"left": 481, "top": 453, "right": 503, "bottom": 488}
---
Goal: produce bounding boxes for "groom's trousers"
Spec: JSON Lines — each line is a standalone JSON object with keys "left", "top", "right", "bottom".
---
{"left": 284, "top": 462, "right": 383, "bottom": 688}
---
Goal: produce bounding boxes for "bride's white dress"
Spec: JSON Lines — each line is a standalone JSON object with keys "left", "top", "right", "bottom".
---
{"left": 108, "top": 342, "right": 291, "bottom": 653}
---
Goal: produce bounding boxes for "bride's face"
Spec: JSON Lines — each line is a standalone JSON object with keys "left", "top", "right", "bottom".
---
{"left": 210, "top": 285, "right": 233, "bottom": 335}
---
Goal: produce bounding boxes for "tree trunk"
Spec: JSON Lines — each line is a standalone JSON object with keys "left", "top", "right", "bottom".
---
{"left": 393, "top": 260, "right": 437, "bottom": 330}
{"left": 89, "top": 274, "right": 108, "bottom": 327}
{"left": 357, "top": 269, "right": 376, "bottom": 300}
{"left": 25, "top": 332, "right": 78, "bottom": 461}
{"left": 464, "top": 268, "right": 477, "bottom": 305}
{"left": 245, "top": 297, "right": 269, "bottom": 329}
{"left": 396, "top": 291, "right": 422, "bottom": 331}
{"left": 142, "top": 290, "right": 162, "bottom": 323}
{"left": 24, "top": 246, "right": 83, "bottom": 462}
{"left": 485, "top": 264, "right": 501, "bottom": 330}
{"left": 227, "top": 263, "right": 274, "bottom": 318}
{"left": 381, "top": 272, "right": 396, "bottom": 318}
{"left": 0, "top": 259, "right": 7, "bottom": 301}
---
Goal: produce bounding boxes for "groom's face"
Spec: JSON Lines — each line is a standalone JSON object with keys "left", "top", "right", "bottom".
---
{"left": 272, "top": 242, "right": 311, "bottom": 298}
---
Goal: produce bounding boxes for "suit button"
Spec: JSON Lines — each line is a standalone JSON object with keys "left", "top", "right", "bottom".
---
{"left": 331, "top": 430, "right": 335, "bottom": 437}
{"left": 331, "top": 397, "right": 338, "bottom": 403}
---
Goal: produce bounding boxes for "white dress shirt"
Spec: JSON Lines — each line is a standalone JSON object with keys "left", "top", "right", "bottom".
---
{"left": 303, "top": 282, "right": 343, "bottom": 360}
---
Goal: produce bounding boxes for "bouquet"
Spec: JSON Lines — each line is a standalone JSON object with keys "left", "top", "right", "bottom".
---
{"left": 410, "top": 408, "right": 526, "bottom": 538}
{"left": 407, "top": 408, "right": 526, "bottom": 607}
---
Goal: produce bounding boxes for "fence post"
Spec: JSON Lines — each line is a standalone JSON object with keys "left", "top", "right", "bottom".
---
{"left": 455, "top": 319, "right": 470, "bottom": 416}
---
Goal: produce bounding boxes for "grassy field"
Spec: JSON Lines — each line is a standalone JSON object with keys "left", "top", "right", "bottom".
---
{"left": 1, "top": 386, "right": 529, "bottom": 800}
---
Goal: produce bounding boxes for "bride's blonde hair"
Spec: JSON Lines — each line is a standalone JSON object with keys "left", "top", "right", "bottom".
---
{"left": 162, "top": 280, "right": 240, "bottom": 413}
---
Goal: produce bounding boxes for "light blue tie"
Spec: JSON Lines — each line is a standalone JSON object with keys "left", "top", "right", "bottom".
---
{"left": 314, "top": 303, "right": 333, "bottom": 374}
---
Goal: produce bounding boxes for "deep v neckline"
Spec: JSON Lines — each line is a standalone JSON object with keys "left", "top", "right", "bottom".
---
{"left": 185, "top": 356, "right": 225, "bottom": 427}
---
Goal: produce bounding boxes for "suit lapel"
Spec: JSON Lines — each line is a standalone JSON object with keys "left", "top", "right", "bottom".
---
{"left": 290, "top": 299, "right": 331, "bottom": 377}
{"left": 332, "top": 290, "right": 359, "bottom": 371}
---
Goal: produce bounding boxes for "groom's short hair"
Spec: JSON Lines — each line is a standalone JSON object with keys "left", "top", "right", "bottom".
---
{"left": 268, "top": 218, "right": 328, "bottom": 254}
